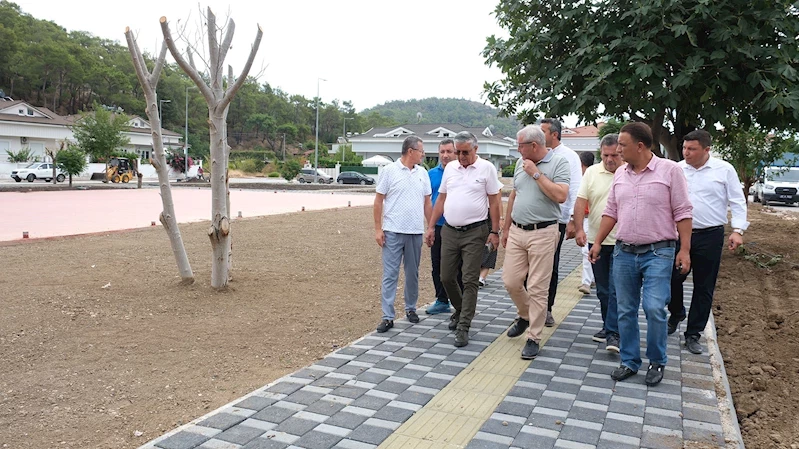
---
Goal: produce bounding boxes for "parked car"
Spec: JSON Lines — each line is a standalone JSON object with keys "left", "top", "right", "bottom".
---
{"left": 753, "top": 166, "right": 799, "bottom": 205}
{"left": 11, "top": 162, "right": 66, "bottom": 183}
{"left": 296, "top": 168, "right": 334, "bottom": 184}
{"left": 337, "top": 171, "right": 375, "bottom": 185}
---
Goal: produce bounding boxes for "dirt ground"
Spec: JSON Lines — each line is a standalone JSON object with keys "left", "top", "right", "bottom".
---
{"left": 1, "top": 203, "right": 797, "bottom": 448}
{"left": 0, "top": 206, "right": 505, "bottom": 448}
{"left": 714, "top": 206, "right": 799, "bottom": 448}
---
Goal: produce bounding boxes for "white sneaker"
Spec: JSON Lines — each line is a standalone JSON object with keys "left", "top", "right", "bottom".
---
{"left": 479, "top": 278, "right": 486, "bottom": 287}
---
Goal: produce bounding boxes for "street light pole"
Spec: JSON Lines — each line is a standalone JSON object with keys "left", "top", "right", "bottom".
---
{"left": 314, "top": 77, "right": 326, "bottom": 183}
{"left": 342, "top": 117, "right": 353, "bottom": 164}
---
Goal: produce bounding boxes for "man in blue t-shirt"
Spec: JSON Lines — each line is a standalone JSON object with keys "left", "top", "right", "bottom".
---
{"left": 426, "top": 139, "right": 462, "bottom": 314}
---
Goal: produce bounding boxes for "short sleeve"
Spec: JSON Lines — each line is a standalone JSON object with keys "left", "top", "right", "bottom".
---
{"left": 486, "top": 163, "right": 502, "bottom": 195}
{"left": 551, "top": 158, "right": 571, "bottom": 185}
{"left": 376, "top": 165, "right": 391, "bottom": 195}
{"left": 422, "top": 169, "right": 432, "bottom": 195}
{"left": 577, "top": 166, "right": 592, "bottom": 199}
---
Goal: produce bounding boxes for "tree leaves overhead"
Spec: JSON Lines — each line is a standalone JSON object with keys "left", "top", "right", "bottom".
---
{"left": 483, "top": 0, "right": 799, "bottom": 159}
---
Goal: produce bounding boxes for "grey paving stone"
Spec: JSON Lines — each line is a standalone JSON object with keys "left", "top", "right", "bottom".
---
{"left": 520, "top": 371, "right": 554, "bottom": 384}
{"left": 406, "top": 339, "right": 437, "bottom": 349}
{"left": 682, "top": 405, "right": 722, "bottom": 425}
{"left": 291, "top": 430, "right": 344, "bottom": 449}
{"left": 395, "top": 390, "right": 434, "bottom": 406}
{"left": 215, "top": 425, "right": 266, "bottom": 445}
{"left": 413, "top": 375, "right": 449, "bottom": 390}
{"left": 606, "top": 400, "right": 645, "bottom": 418}
{"left": 409, "top": 356, "right": 443, "bottom": 367}
{"left": 294, "top": 368, "right": 333, "bottom": 380}
{"left": 535, "top": 395, "right": 574, "bottom": 412}
{"left": 683, "top": 426, "right": 724, "bottom": 446}
{"left": 251, "top": 406, "right": 298, "bottom": 424}
{"left": 267, "top": 382, "right": 304, "bottom": 395}
{"left": 512, "top": 432, "right": 557, "bottom": 449}
{"left": 349, "top": 395, "right": 391, "bottom": 410}
{"left": 644, "top": 411, "right": 682, "bottom": 430}
{"left": 371, "top": 343, "right": 401, "bottom": 353}
{"left": 330, "top": 386, "right": 369, "bottom": 400}
{"left": 316, "top": 357, "right": 350, "bottom": 369}
{"left": 323, "top": 412, "right": 369, "bottom": 430}
{"left": 155, "top": 431, "right": 211, "bottom": 449}
{"left": 304, "top": 400, "right": 348, "bottom": 416}
{"left": 372, "top": 405, "right": 416, "bottom": 423}
{"left": 558, "top": 424, "right": 601, "bottom": 445}
{"left": 495, "top": 399, "right": 536, "bottom": 417}
{"left": 393, "top": 367, "right": 428, "bottom": 380}
{"left": 236, "top": 396, "right": 278, "bottom": 411}
{"left": 345, "top": 425, "right": 393, "bottom": 445}
{"left": 285, "top": 390, "right": 327, "bottom": 406}
{"left": 372, "top": 359, "right": 406, "bottom": 371}
{"left": 602, "top": 416, "right": 643, "bottom": 438}
{"left": 527, "top": 412, "right": 567, "bottom": 431}
{"left": 465, "top": 439, "right": 513, "bottom": 449}
{"left": 639, "top": 430, "right": 683, "bottom": 449}
{"left": 354, "top": 371, "right": 388, "bottom": 385}
{"left": 646, "top": 394, "right": 681, "bottom": 411}
{"left": 581, "top": 375, "right": 616, "bottom": 390}
{"left": 562, "top": 355, "right": 594, "bottom": 367}
{"left": 567, "top": 404, "right": 607, "bottom": 423}
{"left": 311, "top": 376, "right": 350, "bottom": 389}
{"left": 508, "top": 385, "right": 545, "bottom": 400}
{"left": 373, "top": 380, "right": 411, "bottom": 395}
{"left": 274, "top": 416, "right": 319, "bottom": 436}
{"left": 333, "top": 365, "right": 368, "bottom": 376}
{"left": 596, "top": 439, "right": 638, "bottom": 449}
{"left": 554, "top": 367, "right": 587, "bottom": 380}
{"left": 479, "top": 418, "right": 524, "bottom": 437}
{"left": 335, "top": 347, "right": 368, "bottom": 357}
{"left": 199, "top": 413, "right": 248, "bottom": 430}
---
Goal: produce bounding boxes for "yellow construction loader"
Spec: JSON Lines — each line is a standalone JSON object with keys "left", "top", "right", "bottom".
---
{"left": 106, "top": 157, "right": 137, "bottom": 183}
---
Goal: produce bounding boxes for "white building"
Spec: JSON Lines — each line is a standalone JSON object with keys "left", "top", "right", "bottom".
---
{"left": 347, "top": 124, "right": 515, "bottom": 169}
{"left": 0, "top": 99, "right": 183, "bottom": 177}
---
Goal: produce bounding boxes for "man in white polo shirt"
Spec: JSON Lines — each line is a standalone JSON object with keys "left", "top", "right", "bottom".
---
{"left": 374, "top": 135, "right": 432, "bottom": 333}
{"left": 425, "top": 131, "right": 502, "bottom": 347}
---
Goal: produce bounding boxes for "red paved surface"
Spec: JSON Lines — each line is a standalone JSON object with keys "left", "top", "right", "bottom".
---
{"left": 0, "top": 188, "right": 374, "bottom": 242}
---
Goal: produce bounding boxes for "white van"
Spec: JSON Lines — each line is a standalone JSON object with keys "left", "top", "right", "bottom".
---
{"left": 753, "top": 166, "right": 799, "bottom": 205}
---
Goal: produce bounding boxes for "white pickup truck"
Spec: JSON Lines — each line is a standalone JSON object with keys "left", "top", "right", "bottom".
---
{"left": 10, "top": 162, "right": 66, "bottom": 183}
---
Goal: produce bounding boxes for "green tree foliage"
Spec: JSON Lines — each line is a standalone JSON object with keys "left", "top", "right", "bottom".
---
{"left": 56, "top": 145, "right": 87, "bottom": 187}
{"left": 71, "top": 105, "right": 130, "bottom": 163}
{"left": 5, "top": 148, "right": 31, "bottom": 162}
{"left": 362, "top": 98, "right": 520, "bottom": 136}
{"left": 483, "top": 0, "right": 799, "bottom": 159}
{"left": 715, "top": 125, "right": 799, "bottom": 197}
{"left": 280, "top": 159, "right": 301, "bottom": 181}
{"left": 598, "top": 118, "right": 625, "bottom": 139}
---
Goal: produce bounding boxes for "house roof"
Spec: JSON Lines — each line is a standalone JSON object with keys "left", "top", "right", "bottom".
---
{"left": 561, "top": 125, "right": 599, "bottom": 138}
{"left": 0, "top": 100, "right": 72, "bottom": 126}
{"left": 63, "top": 112, "right": 182, "bottom": 137}
{"left": 350, "top": 123, "right": 512, "bottom": 145}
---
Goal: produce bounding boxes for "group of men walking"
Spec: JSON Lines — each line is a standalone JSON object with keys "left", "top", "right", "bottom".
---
{"left": 373, "top": 120, "right": 748, "bottom": 387}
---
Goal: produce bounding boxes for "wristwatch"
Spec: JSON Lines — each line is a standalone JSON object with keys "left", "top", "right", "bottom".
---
{"left": 733, "top": 228, "right": 744, "bottom": 236}
{"left": 532, "top": 172, "right": 541, "bottom": 180}
{"left": 489, "top": 230, "right": 500, "bottom": 235}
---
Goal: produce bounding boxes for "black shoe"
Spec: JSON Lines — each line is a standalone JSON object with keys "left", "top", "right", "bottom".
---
{"left": 448, "top": 313, "right": 459, "bottom": 331}
{"left": 668, "top": 316, "right": 685, "bottom": 335}
{"left": 406, "top": 310, "right": 420, "bottom": 324}
{"left": 605, "top": 333, "right": 620, "bottom": 353}
{"left": 611, "top": 365, "right": 638, "bottom": 381}
{"left": 454, "top": 329, "right": 469, "bottom": 347}
{"left": 521, "top": 339, "right": 539, "bottom": 360}
{"left": 376, "top": 319, "right": 393, "bottom": 333}
{"left": 645, "top": 363, "right": 665, "bottom": 386}
{"left": 507, "top": 317, "right": 530, "bottom": 338}
{"left": 684, "top": 335, "right": 703, "bottom": 354}
{"left": 545, "top": 311, "right": 555, "bottom": 327}
{"left": 592, "top": 329, "right": 607, "bottom": 343}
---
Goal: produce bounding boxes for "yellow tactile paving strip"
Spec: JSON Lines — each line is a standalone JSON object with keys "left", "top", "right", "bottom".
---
{"left": 379, "top": 267, "right": 585, "bottom": 449}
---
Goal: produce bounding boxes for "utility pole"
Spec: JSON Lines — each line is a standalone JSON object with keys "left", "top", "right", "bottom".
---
{"left": 342, "top": 117, "right": 353, "bottom": 164}
{"left": 314, "top": 77, "right": 326, "bottom": 183}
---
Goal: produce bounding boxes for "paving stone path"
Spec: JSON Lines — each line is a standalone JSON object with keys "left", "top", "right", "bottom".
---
{"left": 143, "top": 241, "right": 735, "bottom": 449}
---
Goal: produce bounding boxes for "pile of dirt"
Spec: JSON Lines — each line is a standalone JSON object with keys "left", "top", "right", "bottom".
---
{"left": 714, "top": 206, "right": 799, "bottom": 448}
{"left": 0, "top": 206, "right": 504, "bottom": 448}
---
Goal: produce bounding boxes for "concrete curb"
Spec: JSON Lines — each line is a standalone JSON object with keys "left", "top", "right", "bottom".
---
{"left": 706, "top": 312, "right": 746, "bottom": 448}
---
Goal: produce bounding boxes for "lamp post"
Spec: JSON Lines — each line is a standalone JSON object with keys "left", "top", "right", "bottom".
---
{"left": 314, "top": 77, "right": 326, "bottom": 183}
{"left": 342, "top": 117, "right": 354, "bottom": 164}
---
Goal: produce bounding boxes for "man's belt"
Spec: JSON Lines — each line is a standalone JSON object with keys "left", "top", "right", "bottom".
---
{"left": 692, "top": 225, "right": 724, "bottom": 234}
{"left": 618, "top": 240, "right": 676, "bottom": 254}
{"left": 512, "top": 220, "right": 558, "bottom": 231}
{"left": 446, "top": 219, "right": 489, "bottom": 232}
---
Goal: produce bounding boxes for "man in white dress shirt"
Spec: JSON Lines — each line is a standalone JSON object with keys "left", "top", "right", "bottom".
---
{"left": 668, "top": 129, "right": 749, "bottom": 354}
{"left": 539, "top": 118, "right": 582, "bottom": 326}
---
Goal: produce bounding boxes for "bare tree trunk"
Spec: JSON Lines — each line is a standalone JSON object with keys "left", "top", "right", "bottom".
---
{"left": 160, "top": 8, "right": 262, "bottom": 289}
{"left": 125, "top": 29, "right": 194, "bottom": 284}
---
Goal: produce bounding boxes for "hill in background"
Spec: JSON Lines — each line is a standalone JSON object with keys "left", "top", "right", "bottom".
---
{"left": 362, "top": 98, "right": 520, "bottom": 137}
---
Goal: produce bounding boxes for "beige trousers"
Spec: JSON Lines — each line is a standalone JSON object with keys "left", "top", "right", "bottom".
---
{"left": 502, "top": 225, "right": 559, "bottom": 342}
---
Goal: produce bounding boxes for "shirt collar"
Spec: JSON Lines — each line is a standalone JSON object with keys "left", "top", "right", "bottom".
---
{"left": 538, "top": 150, "right": 555, "bottom": 164}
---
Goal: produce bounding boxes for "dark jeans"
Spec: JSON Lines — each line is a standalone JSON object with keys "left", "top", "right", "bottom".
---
{"left": 589, "top": 243, "right": 619, "bottom": 335}
{"left": 441, "top": 223, "right": 489, "bottom": 331}
{"left": 668, "top": 227, "right": 725, "bottom": 337}
{"left": 547, "top": 223, "right": 567, "bottom": 311}
{"left": 431, "top": 225, "right": 463, "bottom": 303}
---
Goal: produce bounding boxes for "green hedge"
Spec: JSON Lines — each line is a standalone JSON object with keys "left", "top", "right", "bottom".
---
{"left": 341, "top": 166, "right": 378, "bottom": 174}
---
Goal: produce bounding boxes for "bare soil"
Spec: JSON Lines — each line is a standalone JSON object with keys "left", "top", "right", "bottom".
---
{"left": 1, "top": 204, "right": 796, "bottom": 448}
{"left": 0, "top": 206, "right": 504, "bottom": 448}
{"left": 714, "top": 206, "right": 799, "bottom": 448}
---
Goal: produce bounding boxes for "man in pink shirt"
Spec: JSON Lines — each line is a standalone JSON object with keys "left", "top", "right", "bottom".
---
{"left": 589, "top": 123, "right": 692, "bottom": 387}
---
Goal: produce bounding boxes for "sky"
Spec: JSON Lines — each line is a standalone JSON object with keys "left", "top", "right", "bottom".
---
{"left": 16, "top": 0, "right": 510, "bottom": 113}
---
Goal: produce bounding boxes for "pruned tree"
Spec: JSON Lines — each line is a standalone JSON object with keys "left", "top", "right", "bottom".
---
{"left": 124, "top": 29, "right": 194, "bottom": 284}
{"left": 160, "top": 8, "right": 263, "bottom": 288}
{"left": 45, "top": 141, "right": 65, "bottom": 184}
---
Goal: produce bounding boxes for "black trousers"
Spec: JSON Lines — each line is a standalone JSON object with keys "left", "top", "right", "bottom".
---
{"left": 668, "top": 227, "right": 725, "bottom": 337}
{"left": 547, "top": 223, "right": 567, "bottom": 311}
{"left": 431, "top": 225, "right": 462, "bottom": 302}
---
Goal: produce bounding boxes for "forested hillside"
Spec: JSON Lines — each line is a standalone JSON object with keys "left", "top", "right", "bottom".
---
{"left": 363, "top": 98, "right": 520, "bottom": 136}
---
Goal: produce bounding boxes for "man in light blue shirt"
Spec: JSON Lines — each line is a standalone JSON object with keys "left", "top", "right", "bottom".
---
{"left": 374, "top": 136, "right": 433, "bottom": 333}
{"left": 426, "top": 139, "right": 461, "bottom": 315}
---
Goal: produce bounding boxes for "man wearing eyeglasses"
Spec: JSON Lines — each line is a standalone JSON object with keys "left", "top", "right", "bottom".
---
{"left": 540, "top": 118, "right": 582, "bottom": 327}
{"left": 425, "top": 131, "right": 503, "bottom": 347}
{"left": 502, "top": 124, "right": 570, "bottom": 359}
{"left": 374, "top": 136, "right": 433, "bottom": 333}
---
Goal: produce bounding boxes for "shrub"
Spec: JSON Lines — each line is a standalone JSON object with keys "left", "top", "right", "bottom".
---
{"left": 280, "top": 159, "right": 301, "bottom": 181}
{"left": 501, "top": 160, "right": 517, "bottom": 177}
{"left": 6, "top": 148, "right": 32, "bottom": 163}
{"left": 238, "top": 158, "right": 265, "bottom": 173}
{"left": 267, "top": 172, "right": 280, "bottom": 178}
